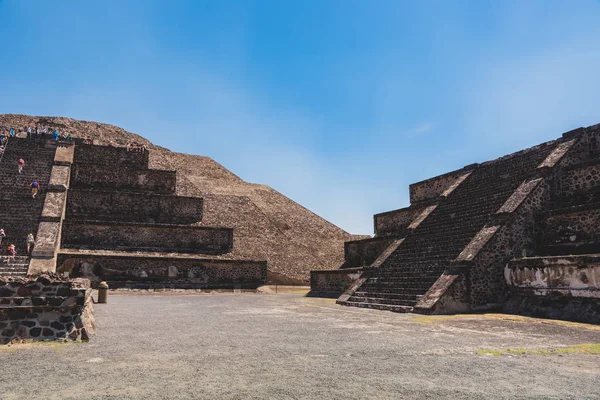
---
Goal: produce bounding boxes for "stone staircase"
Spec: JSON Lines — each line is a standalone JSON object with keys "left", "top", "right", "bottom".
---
{"left": 0, "top": 138, "right": 57, "bottom": 276}
{"left": 338, "top": 141, "right": 557, "bottom": 311}
{"left": 0, "top": 256, "right": 30, "bottom": 277}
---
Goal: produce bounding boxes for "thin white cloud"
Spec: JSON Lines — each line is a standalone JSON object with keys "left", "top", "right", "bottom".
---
{"left": 406, "top": 122, "right": 437, "bottom": 138}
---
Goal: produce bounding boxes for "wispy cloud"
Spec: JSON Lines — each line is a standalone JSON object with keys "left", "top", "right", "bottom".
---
{"left": 406, "top": 122, "right": 437, "bottom": 138}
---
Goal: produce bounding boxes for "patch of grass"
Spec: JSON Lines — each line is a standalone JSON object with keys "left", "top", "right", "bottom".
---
{"left": 0, "top": 340, "right": 81, "bottom": 352}
{"left": 477, "top": 343, "right": 600, "bottom": 356}
{"left": 411, "top": 313, "right": 600, "bottom": 331}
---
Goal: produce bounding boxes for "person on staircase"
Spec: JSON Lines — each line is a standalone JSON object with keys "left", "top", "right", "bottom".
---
{"left": 18, "top": 158, "right": 25, "bottom": 174}
{"left": 30, "top": 180, "right": 39, "bottom": 199}
{"left": 0, "top": 229, "right": 5, "bottom": 246}
{"left": 8, "top": 244, "right": 16, "bottom": 262}
{"left": 26, "top": 233, "right": 35, "bottom": 254}
{"left": 9, "top": 128, "right": 15, "bottom": 137}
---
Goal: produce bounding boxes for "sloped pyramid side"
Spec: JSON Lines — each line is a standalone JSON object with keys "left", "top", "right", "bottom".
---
{"left": 0, "top": 114, "right": 357, "bottom": 283}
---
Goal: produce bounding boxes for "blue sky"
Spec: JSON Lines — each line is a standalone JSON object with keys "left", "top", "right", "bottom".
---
{"left": 1, "top": 1, "right": 599, "bottom": 234}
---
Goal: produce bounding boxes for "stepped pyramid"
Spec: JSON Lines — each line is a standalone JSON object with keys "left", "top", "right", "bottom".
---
{"left": 0, "top": 114, "right": 358, "bottom": 285}
{"left": 312, "top": 123, "right": 600, "bottom": 323}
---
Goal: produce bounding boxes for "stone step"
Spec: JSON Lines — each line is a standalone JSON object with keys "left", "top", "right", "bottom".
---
{"left": 338, "top": 300, "right": 414, "bottom": 313}
{"left": 352, "top": 291, "right": 424, "bottom": 300}
{"left": 347, "top": 296, "right": 418, "bottom": 306}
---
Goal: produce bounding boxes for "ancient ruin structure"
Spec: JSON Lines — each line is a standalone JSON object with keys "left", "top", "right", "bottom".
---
{"left": 311, "top": 124, "right": 600, "bottom": 324}
{"left": 0, "top": 114, "right": 355, "bottom": 285}
{"left": 0, "top": 136, "right": 265, "bottom": 289}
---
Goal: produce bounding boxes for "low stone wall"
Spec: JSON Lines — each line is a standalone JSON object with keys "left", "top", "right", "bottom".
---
{"left": 344, "top": 237, "right": 395, "bottom": 268}
{"left": 66, "top": 189, "right": 203, "bottom": 224}
{"left": 71, "top": 164, "right": 177, "bottom": 194}
{"left": 74, "top": 144, "right": 149, "bottom": 168}
{"left": 504, "top": 292, "right": 600, "bottom": 324}
{"left": 309, "top": 268, "right": 363, "bottom": 297}
{"left": 61, "top": 221, "right": 233, "bottom": 254}
{"left": 57, "top": 254, "right": 267, "bottom": 289}
{"left": 0, "top": 276, "right": 95, "bottom": 344}
{"left": 504, "top": 255, "right": 600, "bottom": 323}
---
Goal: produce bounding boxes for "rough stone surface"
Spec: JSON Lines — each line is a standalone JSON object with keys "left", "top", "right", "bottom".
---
{"left": 61, "top": 220, "right": 233, "bottom": 254}
{"left": 409, "top": 170, "right": 466, "bottom": 203}
{"left": 0, "top": 276, "right": 94, "bottom": 344}
{"left": 57, "top": 253, "right": 267, "bottom": 288}
{"left": 2, "top": 294, "right": 599, "bottom": 399}
{"left": 70, "top": 163, "right": 177, "bottom": 194}
{"left": 309, "top": 267, "right": 363, "bottom": 296}
{"left": 47, "top": 165, "right": 70, "bottom": 192}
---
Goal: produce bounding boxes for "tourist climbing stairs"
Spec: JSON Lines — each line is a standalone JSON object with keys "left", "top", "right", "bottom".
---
{"left": 0, "top": 138, "right": 57, "bottom": 277}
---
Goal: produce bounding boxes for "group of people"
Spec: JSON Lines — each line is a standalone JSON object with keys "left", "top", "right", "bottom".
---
{"left": 0, "top": 228, "right": 35, "bottom": 260}
{"left": 0, "top": 128, "right": 15, "bottom": 154}
{"left": 25, "top": 126, "right": 73, "bottom": 142}
{"left": 2, "top": 126, "right": 75, "bottom": 142}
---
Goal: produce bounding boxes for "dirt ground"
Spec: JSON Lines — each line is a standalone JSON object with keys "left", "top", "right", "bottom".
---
{"left": 1, "top": 293, "right": 599, "bottom": 399}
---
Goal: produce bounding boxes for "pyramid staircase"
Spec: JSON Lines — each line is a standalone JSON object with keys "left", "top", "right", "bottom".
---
{"left": 321, "top": 124, "right": 600, "bottom": 316}
{"left": 0, "top": 138, "right": 57, "bottom": 277}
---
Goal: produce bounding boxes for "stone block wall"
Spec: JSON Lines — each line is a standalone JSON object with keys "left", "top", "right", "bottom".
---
{"left": 558, "top": 163, "right": 600, "bottom": 198}
{"left": 309, "top": 268, "right": 364, "bottom": 297}
{"left": 538, "top": 206, "right": 600, "bottom": 247}
{"left": 504, "top": 255, "right": 600, "bottom": 323}
{"left": 71, "top": 164, "right": 177, "bottom": 194}
{"left": 408, "top": 169, "right": 466, "bottom": 204}
{"left": 66, "top": 189, "right": 203, "bottom": 224}
{"left": 374, "top": 206, "right": 426, "bottom": 237}
{"left": 57, "top": 254, "right": 267, "bottom": 289}
{"left": 74, "top": 145, "right": 149, "bottom": 168}
{"left": 61, "top": 221, "right": 233, "bottom": 254}
{"left": 343, "top": 237, "right": 395, "bottom": 268}
{"left": 0, "top": 276, "right": 95, "bottom": 344}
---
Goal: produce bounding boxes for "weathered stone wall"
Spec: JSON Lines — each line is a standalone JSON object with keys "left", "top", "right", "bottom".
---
{"left": 57, "top": 254, "right": 267, "bottom": 289}
{"left": 344, "top": 237, "right": 395, "bottom": 268}
{"left": 505, "top": 256, "right": 600, "bottom": 297}
{"left": 0, "top": 276, "right": 94, "bottom": 344}
{"left": 309, "top": 268, "right": 364, "bottom": 297}
{"left": 61, "top": 221, "right": 233, "bottom": 254}
{"left": 538, "top": 206, "right": 600, "bottom": 247}
{"left": 74, "top": 144, "right": 148, "bottom": 168}
{"left": 558, "top": 163, "right": 600, "bottom": 197}
{"left": 374, "top": 206, "right": 425, "bottom": 237}
{"left": 408, "top": 170, "right": 466, "bottom": 204}
{"left": 71, "top": 164, "right": 177, "bottom": 194}
{"left": 66, "top": 189, "right": 203, "bottom": 224}
{"left": 504, "top": 255, "right": 600, "bottom": 323}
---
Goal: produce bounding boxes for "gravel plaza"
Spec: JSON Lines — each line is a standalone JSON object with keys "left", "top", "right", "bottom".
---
{"left": 1, "top": 292, "right": 599, "bottom": 400}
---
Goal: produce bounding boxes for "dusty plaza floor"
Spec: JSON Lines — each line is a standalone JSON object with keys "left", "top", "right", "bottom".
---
{"left": 1, "top": 293, "right": 599, "bottom": 400}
